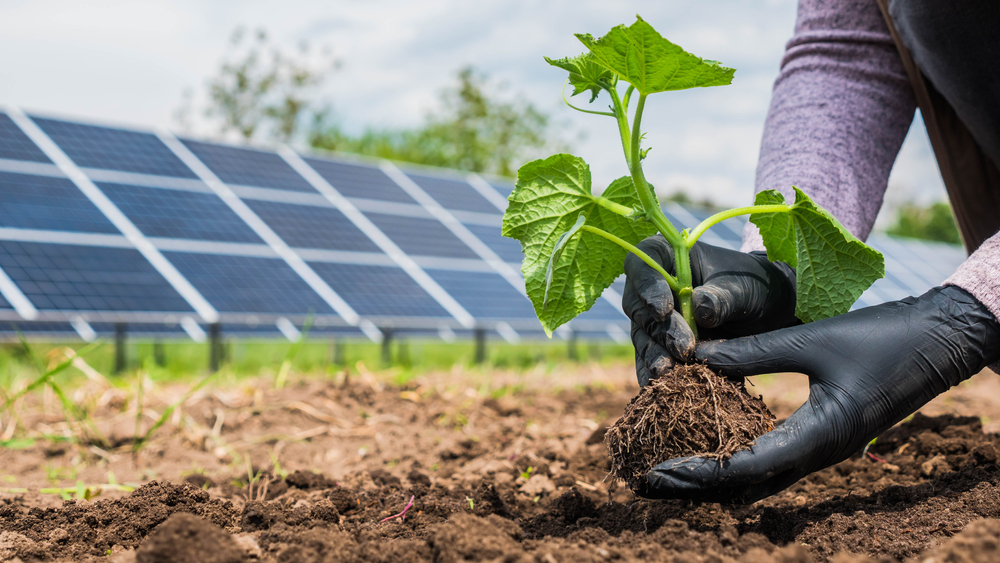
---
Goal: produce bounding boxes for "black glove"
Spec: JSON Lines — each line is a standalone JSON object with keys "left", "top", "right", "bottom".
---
{"left": 640, "top": 285, "right": 1000, "bottom": 504}
{"left": 623, "top": 236, "right": 799, "bottom": 387}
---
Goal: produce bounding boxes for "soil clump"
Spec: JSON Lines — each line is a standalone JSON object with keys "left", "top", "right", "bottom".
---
{"left": 605, "top": 364, "right": 775, "bottom": 489}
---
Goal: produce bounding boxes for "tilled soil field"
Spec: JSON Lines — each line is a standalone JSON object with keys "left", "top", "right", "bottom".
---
{"left": 4, "top": 364, "right": 1000, "bottom": 562}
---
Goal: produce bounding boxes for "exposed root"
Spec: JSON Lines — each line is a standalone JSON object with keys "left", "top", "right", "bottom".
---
{"left": 605, "top": 363, "right": 774, "bottom": 491}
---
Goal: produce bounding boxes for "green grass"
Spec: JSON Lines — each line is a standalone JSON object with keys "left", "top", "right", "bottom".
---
{"left": 0, "top": 337, "right": 632, "bottom": 386}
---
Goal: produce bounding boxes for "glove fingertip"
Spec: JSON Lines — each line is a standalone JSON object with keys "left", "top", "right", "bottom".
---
{"left": 692, "top": 286, "right": 732, "bottom": 329}
{"left": 665, "top": 310, "right": 696, "bottom": 362}
{"left": 640, "top": 281, "right": 673, "bottom": 322}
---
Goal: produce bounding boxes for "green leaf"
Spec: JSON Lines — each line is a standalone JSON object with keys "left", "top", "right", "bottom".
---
{"left": 503, "top": 154, "right": 656, "bottom": 335}
{"left": 544, "top": 53, "right": 614, "bottom": 103}
{"left": 576, "top": 15, "right": 735, "bottom": 95}
{"left": 750, "top": 187, "right": 885, "bottom": 323}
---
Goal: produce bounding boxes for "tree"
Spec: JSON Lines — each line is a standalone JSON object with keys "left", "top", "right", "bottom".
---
{"left": 309, "top": 67, "right": 560, "bottom": 177}
{"left": 887, "top": 201, "right": 961, "bottom": 244}
{"left": 181, "top": 27, "right": 337, "bottom": 143}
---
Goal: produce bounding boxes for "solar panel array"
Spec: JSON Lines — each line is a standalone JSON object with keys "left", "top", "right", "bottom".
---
{"left": 0, "top": 108, "right": 969, "bottom": 343}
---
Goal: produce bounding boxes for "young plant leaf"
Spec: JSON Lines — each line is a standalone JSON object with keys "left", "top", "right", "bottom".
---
{"left": 750, "top": 187, "right": 885, "bottom": 323}
{"left": 577, "top": 16, "right": 735, "bottom": 95}
{"left": 503, "top": 154, "right": 656, "bottom": 335}
{"left": 544, "top": 53, "right": 614, "bottom": 103}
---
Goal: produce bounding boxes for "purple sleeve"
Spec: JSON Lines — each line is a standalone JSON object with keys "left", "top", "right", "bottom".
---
{"left": 741, "top": 0, "right": 917, "bottom": 252}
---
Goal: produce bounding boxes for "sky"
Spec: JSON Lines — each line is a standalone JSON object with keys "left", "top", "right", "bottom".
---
{"left": 0, "top": 0, "right": 948, "bottom": 225}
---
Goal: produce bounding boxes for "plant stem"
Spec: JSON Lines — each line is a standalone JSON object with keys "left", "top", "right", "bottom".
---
{"left": 580, "top": 225, "right": 681, "bottom": 292}
{"left": 608, "top": 85, "right": 633, "bottom": 169}
{"left": 627, "top": 95, "right": 682, "bottom": 246}
{"left": 591, "top": 195, "right": 636, "bottom": 217}
{"left": 621, "top": 94, "right": 697, "bottom": 334}
{"left": 562, "top": 80, "right": 616, "bottom": 117}
{"left": 685, "top": 204, "right": 790, "bottom": 246}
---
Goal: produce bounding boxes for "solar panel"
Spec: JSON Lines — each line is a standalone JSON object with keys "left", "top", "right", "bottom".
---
{"left": 304, "top": 157, "right": 416, "bottom": 204}
{"left": 308, "top": 262, "right": 450, "bottom": 318}
{"left": 181, "top": 139, "right": 317, "bottom": 193}
{"left": 0, "top": 322, "right": 76, "bottom": 336}
{"left": 0, "top": 110, "right": 973, "bottom": 346}
{"left": 0, "top": 172, "right": 119, "bottom": 234}
{"left": 423, "top": 269, "right": 537, "bottom": 321}
{"left": 487, "top": 180, "right": 514, "bottom": 199}
{"left": 243, "top": 198, "right": 380, "bottom": 252}
{"left": 0, "top": 113, "right": 51, "bottom": 163}
{"left": 406, "top": 171, "right": 499, "bottom": 214}
{"left": 161, "top": 251, "right": 335, "bottom": 315}
{"left": 89, "top": 322, "right": 189, "bottom": 335}
{"left": 0, "top": 241, "right": 194, "bottom": 312}
{"left": 577, "top": 298, "right": 626, "bottom": 321}
{"left": 462, "top": 222, "right": 523, "bottom": 263}
{"left": 31, "top": 116, "right": 197, "bottom": 178}
{"left": 98, "top": 182, "right": 263, "bottom": 243}
{"left": 365, "top": 212, "right": 480, "bottom": 259}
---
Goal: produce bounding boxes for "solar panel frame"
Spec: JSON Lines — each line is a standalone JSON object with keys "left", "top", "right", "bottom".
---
{"left": 32, "top": 116, "right": 198, "bottom": 178}
{"left": 0, "top": 240, "right": 196, "bottom": 314}
{"left": 365, "top": 212, "right": 481, "bottom": 259}
{"left": 162, "top": 251, "right": 338, "bottom": 316}
{"left": 304, "top": 156, "right": 418, "bottom": 204}
{"left": 98, "top": 181, "right": 265, "bottom": 243}
{"left": 0, "top": 171, "right": 121, "bottom": 234}
{"left": 405, "top": 170, "right": 500, "bottom": 214}
{"left": 243, "top": 198, "right": 382, "bottom": 253}
{"left": 308, "top": 262, "right": 452, "bottom": 320}
{"left": 180, "top": 139, "right": 318, "bottom": 193}
{"left": 0, "top": 113, "right": 52, "bottom": 163}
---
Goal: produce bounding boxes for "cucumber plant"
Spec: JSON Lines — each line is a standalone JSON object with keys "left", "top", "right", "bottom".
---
{"left": 502, "top": 16, "right": 885, "bottom": 337}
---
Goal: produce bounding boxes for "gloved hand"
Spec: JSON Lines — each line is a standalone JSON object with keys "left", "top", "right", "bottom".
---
{"left": 623, "top": 236, "right": 799, "bottom": 387}
{"left": 639, "top": 285, "right": 1000, "bottom": 504}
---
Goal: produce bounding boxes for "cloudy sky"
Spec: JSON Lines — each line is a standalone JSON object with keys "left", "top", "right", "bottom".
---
{"left": 0, "top": 0, "right": 947, "bottom": 223}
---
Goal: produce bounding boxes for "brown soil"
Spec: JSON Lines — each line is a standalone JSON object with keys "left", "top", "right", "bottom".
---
{"left": 3, "top": 364, "right": 1000, "bottom": 562}
{"left": 605, "top": 364, "right": 775, "bottom": 490}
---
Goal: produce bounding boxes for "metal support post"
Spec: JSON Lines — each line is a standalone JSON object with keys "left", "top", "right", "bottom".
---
{"left": 333, "top": 339, "right": 345, "bottom": 365}
{"left": 114, "top": 323, "right": 127, "bottom": 374}
{"left": 380, "top": 328, "right": 393, "bottom": 366}
{"left": 568, "top": 329, "right": 579, "bottom": 362}
{"left": 474, "top": 328, "right": 487, "bottom": 364}
{"left": 209, "top": 323, "right": 223, "bottom": 372}
{"left": 153, "top": 340, "right": 166, "bottom": 367}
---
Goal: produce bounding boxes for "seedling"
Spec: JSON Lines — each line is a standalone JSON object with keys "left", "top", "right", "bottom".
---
{"left": 502, "top": 16, "right": 884, "bottom": 336}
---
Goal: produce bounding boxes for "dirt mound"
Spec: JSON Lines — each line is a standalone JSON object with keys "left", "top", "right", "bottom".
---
{"left": 605, "top": 364, "right": 775, "bottom": 489}
{"left": 135, "top": 512, "right": 246, "bottom": 563}
{"left": 0, "top": 481, "right": 238, "bottom": 561}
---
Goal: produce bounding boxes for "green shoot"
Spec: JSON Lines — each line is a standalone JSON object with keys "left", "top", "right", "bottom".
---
{"left": 519, "top": 466, "right": 535, "bottom": 480}
{"left": 133, "top": 369, "right": 221, "bottom": 453}
{"left": 502, "top": 15, "right": 885, "bottom": 336}
{"left": 276, "top": 314, "right": 314, "bottom": 389}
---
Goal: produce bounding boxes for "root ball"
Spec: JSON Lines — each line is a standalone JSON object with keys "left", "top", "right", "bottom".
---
{"left": 605, "top": 364, "right": 775, "bottom": 491}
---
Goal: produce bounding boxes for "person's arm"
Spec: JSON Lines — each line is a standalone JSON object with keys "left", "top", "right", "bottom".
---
{"left": 947, "top": 234, "right": 1000, "bottom": 374}
{"left": 623, "top": 0, "right": 919, "bottom": 382}
{"left": 742, "top": 0, "right": 917, "bottom": 251}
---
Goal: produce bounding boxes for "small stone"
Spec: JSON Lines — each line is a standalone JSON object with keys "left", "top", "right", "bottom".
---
{"left": 921, "top": 455, "right": 951, "bottom": 478}
{"left": 232, "top": 533, "right": 261, "bottom": 558}
{"left": 520, "top": 474, "right": 555, "bottom": 496}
